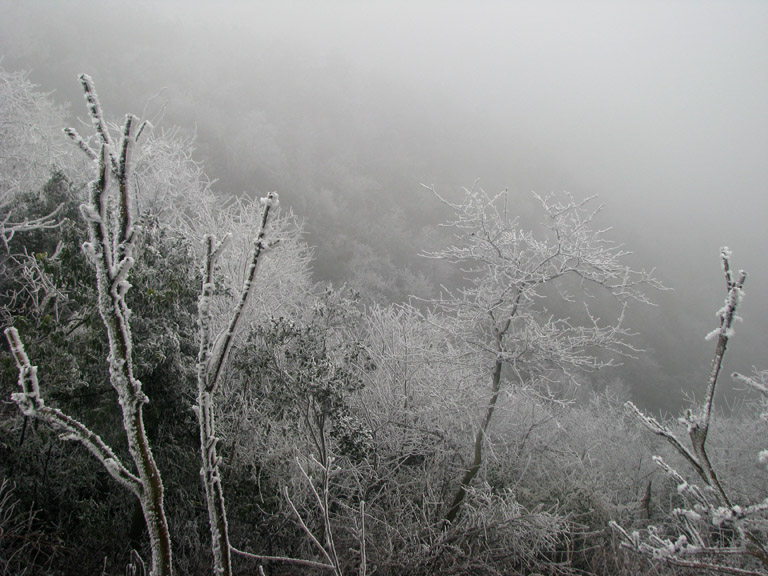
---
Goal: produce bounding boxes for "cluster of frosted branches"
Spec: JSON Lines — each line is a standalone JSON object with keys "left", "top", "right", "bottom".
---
{"left": 423, "top": 185, "right": 661, "bottom": 523}
{"left": 230, "top": 452, "right": 368, "bottom": 576}
{"left": 283, "top": 456, "right": 352, "bottom": 576}
{"left": 613, "top": 249, "right": 768, "bottom": 575}
{"left": 0, "top": 66, "right": 71, "bottom": 249}
{"left": 424, "top": 187, "right": 660, "bottom": 301}
{"left": 131, "top": 126, "right": 218, "bottom": 239}
{"left": 423, "top": 186, "right": 662, "bottom": 379}
{"left": 0, "top": 66, "right": 71, "bottom": 199}
{"left": 1, "top": 205, "right": 62, "bottom": 251}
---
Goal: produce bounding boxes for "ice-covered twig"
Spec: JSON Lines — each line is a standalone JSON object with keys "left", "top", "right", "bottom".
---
{"left": 1, "top": 202, "right": 63, "bottom": 251}
{"left": 5, "top": 327, "right": 141, "bottom": 495}
{"left": 611, "top": 519, "right": 765, "bottom": 576}
{"left": 231, "top": 547, "right": 335, "bottom": 571}
{"left": 733, "top": 370, "right": 768, "bottom": 398}
{"left": 195, "top": 233, "right": 234, "bottom": 576}
{"left": 206, "top": 192, "right": 278, "bottom": 389}
{"left": 700, "top": 248, "right": 746, "bottom": 439}
{"left": 625, "top": 402, "right": 706, "bottom": 482}
{"left": 78, "top": 74, "right": 118, "bottom": 174}
{"left": 281, "top": 456, "right": 349, "bottom": 576}
{"left": 284, "top": 486, "right": 337, "bottom": 569}
{"left": 65, "top": 74, "right": 173, "bottom": 575}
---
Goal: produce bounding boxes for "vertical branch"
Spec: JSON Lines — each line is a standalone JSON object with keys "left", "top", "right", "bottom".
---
{"left": 701, "top": 249, "right": 746, "bottom": 436}
{"left": 287, "top": 458, "right": 344, "bottom": 576}
{"left": 445, "top": 312, "right": 510, "bottom": 524}
{"left": 78, "top": 74, "right": 118, "bottom": 174}
{"left": 690, "top": 248, "right": 746, "bottom": 505}
{"left": 358, "top": 500, "right": 366, "bottom": 576}
{"left": 206, "top": 192, "right": 279, "bottom": 389}
{"left": 195, "top": 193, "right": 278, "bottom": 575}
{"left": 117, "top": 114, "right": 137, "bottom": 249}
{"left": 196, "top": 233, "right": 232, "bottom": 576}
{"left": 71, "top": 74, "right": 173, "bottom": 576}
{"left": 320, "top": 456, "right": 341, "bottom": 575}
{"left": 444, "top": 353, "right": 503, "bottom": 525}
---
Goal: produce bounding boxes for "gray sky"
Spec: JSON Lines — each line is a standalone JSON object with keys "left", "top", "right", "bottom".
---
{"left": 2, "top": 0, "right": 767, "bottom": 409}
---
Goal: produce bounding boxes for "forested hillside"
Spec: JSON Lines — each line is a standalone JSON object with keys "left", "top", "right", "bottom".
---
{"left": 1, "top": 67, "right": 767, "bottom": 576}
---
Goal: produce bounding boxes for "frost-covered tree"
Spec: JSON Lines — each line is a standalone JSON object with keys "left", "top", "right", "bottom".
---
{"left": 613, "top": 249, "right": 768, "bottom": 575}
{"left": 359, "top": 302, "right": 609, "bottom": 575}
{"left": 422, "top": 185, "right": 662, "bottom": 523}
{"left": 0, "top": 66, "right": 72, "bottom": 198}
{"left": 5, "top": 74, "right": 174, "bottom": 575}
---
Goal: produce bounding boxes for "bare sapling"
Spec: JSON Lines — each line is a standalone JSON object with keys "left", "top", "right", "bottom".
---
{"left": 613, "top": 248, "right": 768, "bottom": 575}
{"left": 6, "top": 74, "right": 172, "bottom": 575}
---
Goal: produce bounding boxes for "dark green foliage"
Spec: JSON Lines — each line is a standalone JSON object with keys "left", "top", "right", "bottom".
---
{"left": 235, "top": 290, "right": 374, "bottom": 463}
{"left": 0, "top": 172, "right": 205, "bottom": 574}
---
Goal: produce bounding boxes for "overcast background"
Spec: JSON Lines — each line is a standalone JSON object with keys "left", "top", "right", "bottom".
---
{"left": 1, "top": 0, "right": 767, "bottom": 411}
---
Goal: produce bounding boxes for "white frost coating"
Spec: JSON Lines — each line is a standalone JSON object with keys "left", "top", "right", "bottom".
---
{"left": 675, "top": 509, "right": 701, "bottom": 523}
{"left": 103, "top": 457, "right": 123, "bottom": 480}
{"left": 259, "top": 191, "right": 279, "bottom": 207}
{"left": 712, "top": 507, "right": 732, "bottom": 526}
{"left": 117, "top": 280, "right": 132, "bottom": 297}
{"left": 194, "top": 191, "right": 280, "bottom": 575}
{"left": 80, "top": 203, "right": 101, "bottom": 223}
{"left": 6, "top": 327, "right": 43, "bottom": 415}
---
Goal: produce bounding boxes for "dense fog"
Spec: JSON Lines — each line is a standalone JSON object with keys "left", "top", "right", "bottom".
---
{"left": 5, "top": 3, "right": 768, "bottom": 575}
{"left": 2, "top": 0, "right": 767, "bottom": 411}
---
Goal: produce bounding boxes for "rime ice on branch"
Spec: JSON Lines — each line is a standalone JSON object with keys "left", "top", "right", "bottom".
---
{"left": 614, "top": 249, "right": 768, "bottom": 575}
{"left": 6, "top": 74, "right": 173, "bottom": 576}
{"left": 196, "top": 192, "right": 280, "bottom": 576}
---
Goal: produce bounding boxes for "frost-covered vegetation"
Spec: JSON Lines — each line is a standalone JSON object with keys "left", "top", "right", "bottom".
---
{"left": 2, "top": 66, "right": 767, "bottom": 576}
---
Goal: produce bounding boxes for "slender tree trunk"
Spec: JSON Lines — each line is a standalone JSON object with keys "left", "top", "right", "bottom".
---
{"left": 445, "top": 356, "right": 503, "bottom": 524}
{"left": 195, "top": 197, "right": 278, "bottom": 576}
{"left": 197, "top": 387, "right": 232, "bottom": 576}
{"left": 128, "top": 406, "right": 173, "bottom": 576}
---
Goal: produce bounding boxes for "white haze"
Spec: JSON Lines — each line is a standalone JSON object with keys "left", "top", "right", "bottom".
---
{"left": 1, "top": 0, "right": 767, "bottom": 410}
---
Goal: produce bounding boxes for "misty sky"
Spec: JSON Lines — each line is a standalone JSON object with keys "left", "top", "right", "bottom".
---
{"left": 2, "top": 0, "right": 767, "bottom": 410}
